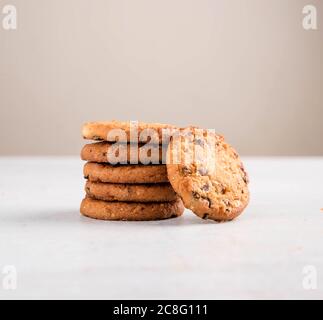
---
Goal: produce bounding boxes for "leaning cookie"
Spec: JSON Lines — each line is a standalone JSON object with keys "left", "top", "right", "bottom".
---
{"left": 80, "top": 197, "right": 184, "bottom": 221}
{"left": 85, "top": 181, "right": 178, "bottom": 202}
{"left": 81, "top": 141, "right": 167, "bottom": 164}
{"left": 166, "top": 130, "right": 249, "bottom": 221}
{"left": 83, "top": 162, "right": 169, "bottom": 184}
{"left": 82, "top": 120, "right": 176, "bottom": 143}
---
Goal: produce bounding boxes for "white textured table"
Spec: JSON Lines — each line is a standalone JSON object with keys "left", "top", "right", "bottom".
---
{"left": 0, "top": 157, "right": 322, "bottom": 300}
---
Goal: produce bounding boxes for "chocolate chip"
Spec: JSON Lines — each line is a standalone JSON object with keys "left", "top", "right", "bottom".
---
{"left": 201, "top": 184, "right": 209, "bottom": 191}
{"left": 194, "top": 138, "right": 205, "bottom": 146}
{"left": 202, "top": 213, "right": 209, "bottom": 220}
{"left": 92, "top": 135, "right": 102, "bottom": 140}
{"left": 198, "top": 167, "right": 208, "bottom": 176}
{"left": 200, "top": 196, "right": 212, "bottom": 208}
{"left": 192, "top": 191, "right": 201, "bottom": 199}
{"left": 240, "top": 164, "right": 249, "bottom": 184}
{"left": 84, "top": 176, "right": 89, "bottom": 179}
{"left": 233, "top": 151, "right": 239, "bottom": 158}
{"left": 205, "top": 197, "right": 212, "bottom": 208}
{"left": 181, "top": 166, "right": 192, "bottom": 175}
{"left": 192, "top": 192, "right": 212, "bottom": 208}
{"left": 223, "top": 199, "right": 230, "bottom": 206}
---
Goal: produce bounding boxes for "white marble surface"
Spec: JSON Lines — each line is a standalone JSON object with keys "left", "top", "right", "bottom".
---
{"left": 0, "top": 157, "right": 322, "bottom": 300}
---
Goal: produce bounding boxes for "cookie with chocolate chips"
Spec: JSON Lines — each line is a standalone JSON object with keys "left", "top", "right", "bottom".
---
{"left": 83, "top": 162, "right": 169, "bottom": 184}
{"left": 82, "top": 120, "right": 175, "bottom": 143}
{"left": 166, "top": 129, "right": 249, "bottom": 221}
{"left": 85, "top": 181, "right": 178, "bottom": 202}
{"left": 81, "top": 141, "right": 166, "bottom": 164}
{"left": 80, "top": 197, "right": 184, "bottom": 221}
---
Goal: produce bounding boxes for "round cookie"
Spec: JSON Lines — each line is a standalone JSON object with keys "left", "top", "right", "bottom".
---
{"left": 81, "top": 141, "right": 166, "bottom": 164}
{"left": 82, "top": 120, "right": 176, "bottom": 143}
{"left": 166, "top": 130, "right": 249, "bottom": 221}
{"left": 80, "top": 197, "right": 184, "bottom": 221}
{"left": 84, "top": 162, "right": 168, "bottom": 184}
{"left": 85, "top": 181, "right": 178, "bottom": 202}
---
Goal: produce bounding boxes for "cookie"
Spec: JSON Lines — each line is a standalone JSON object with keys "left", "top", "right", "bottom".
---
{"left": 85, "top": 181, "right": 178, "bottom": 202}
{"left": 80, "top": 197, "right": 184, "bottom": 221}
{"left": 166, "top": 129, "right": 249, "bottom": 221}
{"left": 82, "top": 120, "right": 175, "bottom": 143}
{"left": 81, "top": 141, "right": 166, "bottom": 164}
{"left": 83, "top": 162, "right": 168, "bottom": 184}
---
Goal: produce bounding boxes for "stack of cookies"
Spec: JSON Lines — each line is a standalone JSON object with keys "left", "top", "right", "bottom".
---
{"left": 80, "top": 120, "right": 250, "bottom": 222}
{"left": 80, "top": 121, "right": 185, "bottom": 221}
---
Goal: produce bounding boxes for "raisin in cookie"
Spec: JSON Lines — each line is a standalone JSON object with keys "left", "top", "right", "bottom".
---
{"left": 85, "top": 181, "right": 178, "bottom": 202}
{"left": 166, "top": 130, "right": 249, "bottom": 221}
{"left": 80, "top": 197, "right": 184, "bottom": 221}
{"left": 83, "top": 162, "right": 168, "bottom": 184}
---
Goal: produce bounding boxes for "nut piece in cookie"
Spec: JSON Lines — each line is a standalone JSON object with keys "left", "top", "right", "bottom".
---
{"left": 166, "top": 128, "right": 249, "bottom": 221}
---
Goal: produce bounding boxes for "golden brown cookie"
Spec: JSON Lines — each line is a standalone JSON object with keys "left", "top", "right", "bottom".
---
{"left": 83, "top": 162, "right": 168, "bottom": 184}
{"left": 81, "top": 141, "right": 166, "bottom": 164}
{"left": 166, "top": 130, "right": 249, "bottom": 221}
{"left": 85, "top": 181, "right": 178, "bottom": 202}
{"left": 82, "top": 120, "right": 175, "bottom": 143}
{"left": 80, "top": 197, "right": 184, "bottom": 221}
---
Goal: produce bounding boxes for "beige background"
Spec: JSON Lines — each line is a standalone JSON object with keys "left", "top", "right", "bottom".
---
{"left": 0, "top": 0, "right": 322, "bottom": 156}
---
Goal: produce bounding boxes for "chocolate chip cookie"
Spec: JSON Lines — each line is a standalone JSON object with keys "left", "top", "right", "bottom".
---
{"left": 85, "top": 181, "right": 178, "bottom": 202}
{"left": 81, "top": 141, "right": 167, "bottom": 164}
{"left": 82, "top": 120, "right": 175, "bottom": 143}
{"left": 166, "top": 129, "right": 249, "bottom": 221}
{"left": 83, "top": 162, "right": 168, "bottom": 184}
{"left": 80, "top": 197, "right": 184, "bottom": 221}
